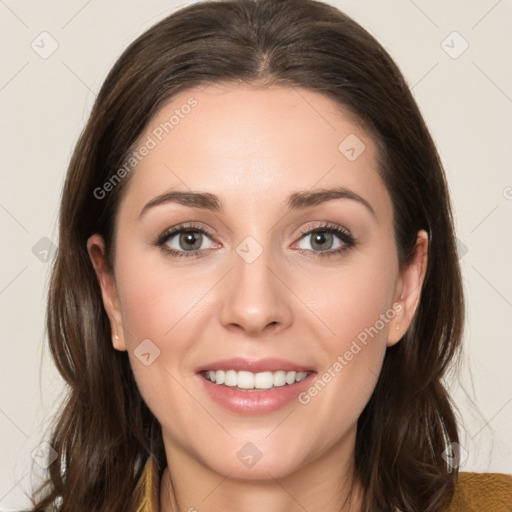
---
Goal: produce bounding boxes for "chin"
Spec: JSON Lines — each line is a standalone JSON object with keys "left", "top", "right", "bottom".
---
{"left": 194, "top": 436, "right": 311, "bottom": 481}
{"left": 208, "top": 456, "right": 305, "bottom": 482}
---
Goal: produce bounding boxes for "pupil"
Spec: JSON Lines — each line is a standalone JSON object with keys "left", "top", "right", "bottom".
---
{"left": 312, "top": 231, "right": 332, "bottom": 250}
{"left": 181, "top": 232, "right": 201, "bottom": 250}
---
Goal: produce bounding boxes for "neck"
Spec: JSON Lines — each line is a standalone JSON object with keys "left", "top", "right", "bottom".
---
{"left": 159, "top": 435, "right": 364, "bottom": 512}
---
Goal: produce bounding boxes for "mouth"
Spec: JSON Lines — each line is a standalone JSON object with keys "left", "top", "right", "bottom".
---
{"left": 200, "top": 369, "right": 311, "bottom": 391}
{"left": 195, "top": 357, "right": 316, "bottom": 414}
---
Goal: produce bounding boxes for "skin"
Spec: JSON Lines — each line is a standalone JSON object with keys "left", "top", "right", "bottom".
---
{"left": 88, "top": 83, "right": 428, "bottom": 512}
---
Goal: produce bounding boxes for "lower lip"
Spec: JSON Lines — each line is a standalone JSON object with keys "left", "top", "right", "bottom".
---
{"left": 197, "top": 373, "right": 316, "bottom": 414}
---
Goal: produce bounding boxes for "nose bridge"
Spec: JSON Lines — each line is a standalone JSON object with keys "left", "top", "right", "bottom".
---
{"left": 219, "top": 234, "right": 292, "bottom": 334}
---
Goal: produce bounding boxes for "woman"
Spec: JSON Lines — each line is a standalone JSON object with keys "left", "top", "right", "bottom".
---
{"left": 27, "top": 0, "right": 512, "bottom": 510}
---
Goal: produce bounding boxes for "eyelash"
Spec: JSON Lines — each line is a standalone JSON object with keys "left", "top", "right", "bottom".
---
{"left": 156, "top": 221, "right": 357, "bottom": 259}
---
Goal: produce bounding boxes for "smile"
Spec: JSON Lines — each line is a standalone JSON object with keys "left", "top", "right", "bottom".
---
{"left": 201, "top": 369, "right": 310, "bottom": 390}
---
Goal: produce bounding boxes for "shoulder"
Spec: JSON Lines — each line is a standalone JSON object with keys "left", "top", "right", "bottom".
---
{"left": 445, "top": 471, "right": 512, "bottom": 511}
{"left": 133, "top": 456, "right": 161, "bottom": 512}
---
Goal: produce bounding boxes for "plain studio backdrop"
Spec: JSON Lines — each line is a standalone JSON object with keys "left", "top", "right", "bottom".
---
{"left": 0, "top": 0, "right": 511, "bottom": 509}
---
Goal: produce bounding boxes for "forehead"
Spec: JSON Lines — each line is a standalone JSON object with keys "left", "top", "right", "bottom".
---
{"left": 118, "top": 83, "right": 391, "bottom": 222}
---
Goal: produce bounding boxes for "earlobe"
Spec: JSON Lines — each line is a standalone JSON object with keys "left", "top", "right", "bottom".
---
{"left": 387, "top": 230, "right": 429, "bottom": 347}
{"left": 86, "top": 234, "right": 127, "bottom": 351}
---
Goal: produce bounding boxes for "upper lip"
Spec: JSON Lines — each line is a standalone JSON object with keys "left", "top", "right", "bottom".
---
{"left": 195, "top": 357, "right": 315, "bottom": 374}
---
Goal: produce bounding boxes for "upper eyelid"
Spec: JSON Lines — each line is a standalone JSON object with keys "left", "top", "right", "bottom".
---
{"left": 297, "top": 222, "right": 350, "bottom": 236}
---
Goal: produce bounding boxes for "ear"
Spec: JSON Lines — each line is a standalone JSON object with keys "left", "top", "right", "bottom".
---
{"left": 86, "top": 234, "right": 127, "bottom": 351}
{"left": 387, "top": 229, "right": 429, "bottom": 347}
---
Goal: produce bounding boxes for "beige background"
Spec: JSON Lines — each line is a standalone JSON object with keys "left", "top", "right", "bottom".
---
{"left": 1, "top": 0, "right": 511, "bottom": 508}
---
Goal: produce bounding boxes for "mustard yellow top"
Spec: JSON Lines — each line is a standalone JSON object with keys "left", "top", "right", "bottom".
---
{"left": 134, "top": 456, "right": 512, "bottom": 511}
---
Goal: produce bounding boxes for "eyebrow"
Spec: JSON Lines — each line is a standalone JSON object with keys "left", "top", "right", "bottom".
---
{"left": 138, "top": 185, "right": 376, "bottom": 219}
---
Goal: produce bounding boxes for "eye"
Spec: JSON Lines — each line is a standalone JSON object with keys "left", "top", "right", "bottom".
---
{"left": 155, "top": 221, "right": 357, "bottom": 259}
{"left": 295, "top": 222, "right": 357, "bottom": 257}
{"left": 156, "top": 223, "right": 218, "bottom": 257}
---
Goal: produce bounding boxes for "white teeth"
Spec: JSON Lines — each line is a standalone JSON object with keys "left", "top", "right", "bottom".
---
{"left": 204, "top": 369, "right": 310, "bottom": 389}
{"left": 272, "top": 370, "right": 286, "bottom": 387}
{"left": 224, "top": 370, "right": 237, "bottom": 386}
{"left": 254, "top": 372, "right": 273, "bottom": 389}
{"left": 237, "top": 371, "right": 254, "bottom": 389}
{"left": 285, "top": 371, "right": 296, "bottom": 385}
{"left": 296, "top": 371, "right": 308, "bottom": 382}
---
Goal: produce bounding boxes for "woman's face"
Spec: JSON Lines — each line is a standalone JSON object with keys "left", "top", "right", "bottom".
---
{"left": 88, "top": 83, "right": 427, "bottom": 481}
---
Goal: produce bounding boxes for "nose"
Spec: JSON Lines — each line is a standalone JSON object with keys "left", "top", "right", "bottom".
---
{"left": 219, "top": 243, "right": 293, "bottom": 337}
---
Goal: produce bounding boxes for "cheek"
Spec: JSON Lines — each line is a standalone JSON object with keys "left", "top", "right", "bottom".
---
{"left": 113, "top": 242, "right": 223, "bottom": 414}
{"left": 115, "top": 244, "right": 211, "bottom": 349}
{"left": 293, "top": 250, "right": 398, "bottom": 432}
{"left": 115, "top": 264, "right": 203, "bottom": 430}
{"left": 299, "top": 249, "right": 397, "bottom": 354}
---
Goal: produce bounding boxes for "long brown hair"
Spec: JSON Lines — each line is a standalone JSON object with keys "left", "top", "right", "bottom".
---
{"left": 31, "top": 0, "right": 464, "bottom": 510}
